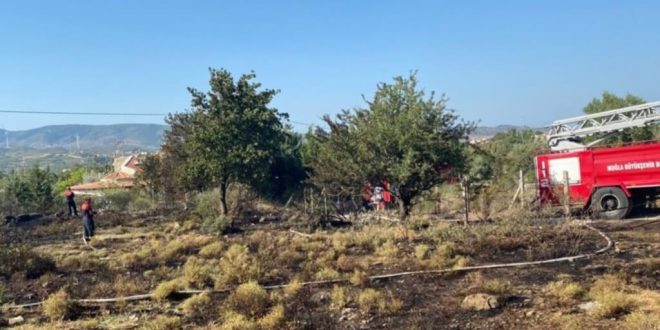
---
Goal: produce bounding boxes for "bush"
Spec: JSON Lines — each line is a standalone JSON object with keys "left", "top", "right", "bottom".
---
{"left": 624, "top": 310, "right": 660, "bottom": 330}
{"left": 414, "top": 244, "right": 430, "bottom": 260}
{"left": 42, "top": 289, "right": 72, "bottom": 321}
{"left": 591, "top": 291, "right": 635, "bottom": 318}
{"left": 227, "top": 281, "right": 269, "bottom": 318}
{"left": 129, "top": 196, "right": 157, "bottom": 212}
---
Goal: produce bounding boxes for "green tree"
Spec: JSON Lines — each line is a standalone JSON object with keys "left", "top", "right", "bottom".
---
{"left": 161, "top": 68, "right": 288, "bottom": 217}
{"left": 307, "top": 73, "right": 473, "bottom": 220}
{"left": 583, "top": 91, "right": 654, "bottom": 143}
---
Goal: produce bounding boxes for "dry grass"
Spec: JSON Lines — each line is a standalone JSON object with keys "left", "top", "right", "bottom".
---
{"left": 199, "top": 241, "right": 224, "bottom": 258}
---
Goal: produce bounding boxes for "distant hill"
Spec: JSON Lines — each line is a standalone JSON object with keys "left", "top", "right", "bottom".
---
{"left": 0, "top": 124, "right": 166, "bottom": 152}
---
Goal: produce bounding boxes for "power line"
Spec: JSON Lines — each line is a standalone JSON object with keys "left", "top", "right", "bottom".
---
{"left": 0, "top": 109, "right": 165, "bottom": 116}
{"left": 0, "top": 109, "right": 318, "bottom": 127}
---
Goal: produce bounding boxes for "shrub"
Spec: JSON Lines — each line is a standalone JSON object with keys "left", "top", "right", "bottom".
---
{"left": 358, "top": 288, "right": 381, "bottom": 313}
{"left": 219, "top": 311, "right": 258, "bottom": 330}
{"left": 349, "top": 270, "right": 369, "bottom": 287}
{"left": 331, "top": 286, "right": 348, "bottom": 309}
{"left": 624, "top": 310, "right": 660, "bottom": 330}
{"left": 181, "top": 293, "right": 212, "bottom": 321}
{"left": 202, "top": 215, "right": 232, "bottom": 235}
{"left": 227, "top": 281, "right": 269, "bottom": 318}
{"left": 129, "top": 196, "right": 156, "bottom": 212}
{"left": 414, "top": 244, "right": 430, "bottom": 260}
{"left": 315, "top": 267, "right": 341, "bottom": 281}
{"left": 283, "top": 279, "right": 303, "bottom": 301}
{"left": 257, "top": 304, "right": 286, "bottom": 329}
{"left": 591, "top": 291, "right": 635, "bottom": 319}
{"left": 545, "top": 280, "right": 583, "bottom": 303}
{"left": 376, "top": 240, "right": 399, "bottom": 259}
{"left": 97, "top": 189, "right": 133, "bottom": 211}
{"left": 215, "top": 244, "right": 260, "bottom": 287}
{"left": 199, "top": 241, "right": 224, "bottom": 258}
{"left": 143, "top": 315, "right": 182, "bottom": 330}
{"left": 482, "top": 278, "right": 512, "bottom": 296}
{"left": 452, "top": 256, "right": 472, "bottom": 269}
{"left": 183, "top": 256, "right": 217, "bottom": 288}
{"left": 0, "top": 245, "right": 56, "bottom": 279}
{"left": 378, "top": 292, "right": 404, "bottom": 315}
{"left": 42, "top": 289, "right": 71, "bottom": 321}
{"left": 152, "top": 279, "right": 183, "bottom": 302}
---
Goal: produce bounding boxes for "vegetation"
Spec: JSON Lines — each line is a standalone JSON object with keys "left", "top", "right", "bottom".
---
{"left": 157, "top": 68, "right": 289, "bottom": 219}
{"left": 306, "top": 72, "right": 473, "bottom": 219}
{"left": 583, "top": 91, "right": 656, "bottom": 144}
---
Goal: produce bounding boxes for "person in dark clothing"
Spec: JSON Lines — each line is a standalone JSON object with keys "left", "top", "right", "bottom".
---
{"left": 64, "top": 187, "right": 78, "bottom": 216}
{"left": 81, "top": 197, "right": 95, "bottom": 242}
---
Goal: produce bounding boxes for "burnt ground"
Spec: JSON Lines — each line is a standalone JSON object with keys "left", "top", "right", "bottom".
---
{"left": 0, "top": 210, "right": 658, "bottom": 329}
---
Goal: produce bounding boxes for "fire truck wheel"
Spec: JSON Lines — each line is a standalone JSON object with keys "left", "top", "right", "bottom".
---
{"left": 592, "top": 187, "right": 630, "bottom": 220}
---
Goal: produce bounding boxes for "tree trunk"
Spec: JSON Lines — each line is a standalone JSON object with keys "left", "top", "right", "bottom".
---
{"left": 219, "top": 181, "right": 229, "bottom": 216}
{"left": 397, "top": 196, "right": 412, "bottom": 221}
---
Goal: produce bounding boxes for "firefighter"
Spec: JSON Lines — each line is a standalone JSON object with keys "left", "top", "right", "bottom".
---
{"left": 64, "top": 187, "right": 78, "bottom": 217}
{"left": 81, "top": 197, "right": 95, "bottom": 242}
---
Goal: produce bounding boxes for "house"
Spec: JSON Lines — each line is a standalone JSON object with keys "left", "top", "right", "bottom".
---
{"left": 70, "top": 154, "right": 143, "bottom": 195}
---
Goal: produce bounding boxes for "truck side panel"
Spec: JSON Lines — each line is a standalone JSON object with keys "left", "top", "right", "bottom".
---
{"left": 592, "top": 143, "right": 660, "bottom": 191}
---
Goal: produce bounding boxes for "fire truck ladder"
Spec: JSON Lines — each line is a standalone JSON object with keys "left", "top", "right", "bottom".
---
{"left": 547, "top": 101, "right": 660, "bottom": 151}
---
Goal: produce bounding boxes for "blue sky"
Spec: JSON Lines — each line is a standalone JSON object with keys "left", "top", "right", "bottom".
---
{"left": 1, "top": 0, "right": 659, "bottom": 131}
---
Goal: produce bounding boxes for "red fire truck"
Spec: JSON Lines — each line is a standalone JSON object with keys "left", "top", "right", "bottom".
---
{"left": 536, "top": 102, "right": 660, "bottom": 219}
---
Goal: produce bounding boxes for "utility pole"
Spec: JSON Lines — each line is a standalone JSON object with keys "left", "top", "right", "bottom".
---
{"left": 76, "top": 134, "right": 80, "bottom": 152}
{"left": 5, "top": 131, "right": 8, "bottom": 149}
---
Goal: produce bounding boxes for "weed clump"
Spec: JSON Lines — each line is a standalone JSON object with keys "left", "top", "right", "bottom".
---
{"left": 42, "top": 289, "right": 72, "bottom": 321}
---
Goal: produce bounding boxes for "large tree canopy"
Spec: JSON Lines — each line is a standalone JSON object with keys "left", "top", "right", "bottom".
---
{"left": 160, "top": 68, "right": 288, "bottom": 216}
{"left": 306, "top": 73, "right": 473, "bottom": 220}
{"left": 583, "top": 91, "right": 655, "bottom": 143}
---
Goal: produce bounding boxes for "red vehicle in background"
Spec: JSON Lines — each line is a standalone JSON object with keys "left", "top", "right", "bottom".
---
{"left": 536, "top": 102, "right": 660, "bottom": 219}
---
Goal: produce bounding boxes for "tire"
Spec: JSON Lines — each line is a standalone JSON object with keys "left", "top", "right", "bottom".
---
{"left": 591, "top": 187, "right": 630, "bottom": 220}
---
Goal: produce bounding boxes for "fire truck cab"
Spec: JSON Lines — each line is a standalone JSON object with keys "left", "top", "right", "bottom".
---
{"left": 536, "top": 102, "right": 660, "bottom": 219}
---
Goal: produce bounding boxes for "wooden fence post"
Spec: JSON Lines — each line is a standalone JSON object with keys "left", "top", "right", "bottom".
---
{"left": 562, "top": 171, "right": 570, "bottom": 217}
{"left": 519, "top": 169, "right": 525, "bottom": 208}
